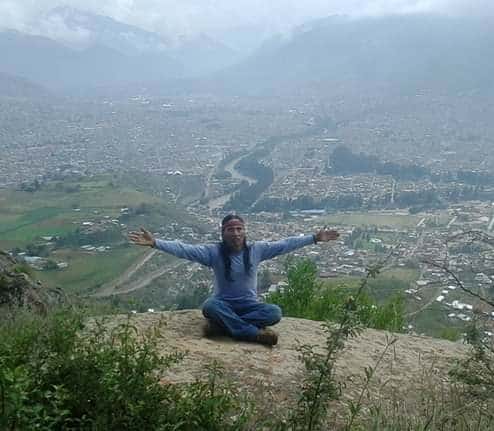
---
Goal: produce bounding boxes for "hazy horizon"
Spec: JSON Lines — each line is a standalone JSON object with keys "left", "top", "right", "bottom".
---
{"left": 1, "top": 0, "right": 493, "bottom": 46}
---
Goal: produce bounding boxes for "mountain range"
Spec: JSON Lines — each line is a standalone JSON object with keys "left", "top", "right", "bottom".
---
{"left": 1, "top": 11, "right": 493, "bottom": 97}
{"left": 210, "top": 14, "right": 494, "bottom": 96}
{"left": 0, "top": 6, "right": 239, "bottom": 92}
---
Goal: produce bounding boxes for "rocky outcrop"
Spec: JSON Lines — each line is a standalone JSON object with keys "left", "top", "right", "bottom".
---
{"left": 0, "top": 250, "right": 56, "bottom": 311}
{"left": 109, "top": 309, "right": 469, "bottom": 419}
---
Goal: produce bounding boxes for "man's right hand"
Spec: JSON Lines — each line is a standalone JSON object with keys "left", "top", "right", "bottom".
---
{"left": 128, "top": 227, "right": 155, "bottom": 247}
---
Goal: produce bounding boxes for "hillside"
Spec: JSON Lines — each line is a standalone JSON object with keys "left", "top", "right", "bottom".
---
{"left": 108, "top": 309, "right": 468, "bottom": 421}
{"left": 0, "top": 72, "right": 52, "bottom": 99}
{"left": 0, "top": 174, "right": 198, "bottom": 296}
{"left": 0, "top": 250, "right": 56, "bottom": 311}
{"left": 0, "top": 30, "right": 179, "bottom": 90}
{"left": 1, "top": 284, "right": 483, "bottom": 428}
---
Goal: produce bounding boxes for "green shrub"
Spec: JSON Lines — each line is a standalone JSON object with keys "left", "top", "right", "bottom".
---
{"left": 267, "top": 259, "right": 405, "bottom": 332}
{"left": 439, "top": 327, "right": 463, "bottom": 342}
{"left": 267, "top": 259, "right": 318, "bottom": 319}
{"left": 0, "top": 308, "right": 251, "bottom": 430}
{"left": 12, "top": 263, "right": 34, "bottom": 277}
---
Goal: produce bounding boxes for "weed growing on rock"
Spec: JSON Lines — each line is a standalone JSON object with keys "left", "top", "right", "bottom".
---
{"left": 271, "top": 261, "right": 389, "bottom": 431}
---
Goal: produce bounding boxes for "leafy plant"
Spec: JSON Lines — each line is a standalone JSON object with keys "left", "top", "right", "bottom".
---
{"left": 267, "top": 259, "right": 405, "bottom": 332}
{"left": 0, "top": 308, "right": 251, "bottom": 430}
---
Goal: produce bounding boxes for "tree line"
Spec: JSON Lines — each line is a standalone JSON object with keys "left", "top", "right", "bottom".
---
{"left": 329, "top": 145, "right": 494, "bottom": 186}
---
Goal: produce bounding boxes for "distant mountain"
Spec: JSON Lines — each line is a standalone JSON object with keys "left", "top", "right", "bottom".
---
{"left": 0, "top": 72, "right": 51, "bottom": 98}
{"left": 41, "top": 6, "right": 239, "bottom": 73}
{"left": 0, "top": 7, "right": 242, "bottom": 91}
{"left": 170, "top": 33, "right": 239, "bottom": 77}
{"left": 210, "top": 14, "right": 494, "bottom": 95}
{"left": 212, "top": 23, "right": 279, "bottom": 55}
{"left": 40, "top": 6, "right": 170, "bottom": 55}
{"left": 0, "top": 29, "right": 180, "bottom": 90}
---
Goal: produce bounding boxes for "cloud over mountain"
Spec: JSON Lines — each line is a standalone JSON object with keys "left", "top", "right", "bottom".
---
{"left": 1, "top": 0, "right": 494, "bottom": 45}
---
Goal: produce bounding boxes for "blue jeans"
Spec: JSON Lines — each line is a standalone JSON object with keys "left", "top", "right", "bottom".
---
{"left": 202, "top": 297, "right": 282, "bottom": 340}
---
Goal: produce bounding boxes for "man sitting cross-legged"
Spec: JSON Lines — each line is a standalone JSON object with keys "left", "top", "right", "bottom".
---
{"left": 129, "top": 214, "right": 339, "bottom": 346}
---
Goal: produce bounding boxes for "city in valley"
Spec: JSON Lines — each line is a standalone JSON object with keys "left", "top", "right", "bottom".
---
{"left": 2, "top": 90, "right": 494, "bottom": 339}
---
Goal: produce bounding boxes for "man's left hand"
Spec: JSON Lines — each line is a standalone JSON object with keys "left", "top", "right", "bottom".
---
{"left": 315, "top": 228, "right": 340, "bottom": 243}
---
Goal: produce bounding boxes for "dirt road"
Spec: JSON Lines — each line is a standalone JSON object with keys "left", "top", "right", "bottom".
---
{"left": 92, "top": 248, "right": 158, "bottom": 297}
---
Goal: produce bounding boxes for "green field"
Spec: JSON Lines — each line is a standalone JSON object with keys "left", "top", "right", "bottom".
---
{"left": 34, "top": 245, "right": 146, "bottom": 294}
{"left": 316, "top": 211, "right": 420, "bottom": 228}
{"left": 319, "top": 267, "right": 468, "bottom": 339}
{"left": 321, "top": 267, "right": 420, "bottom": 298}
{"left": 316, "top": 211, "right": 450, "bottom": 229}
{"left": 0, "top": 175, "right": 192, "bottom": 294}
{"left": 379, "top": 268, "right": 419, "bottom": 284}
{"left": 410, "top": 301, "right": 466, "bottom": 339}
{"left": 0, "top": 177, "right": 165, "bottom": 247}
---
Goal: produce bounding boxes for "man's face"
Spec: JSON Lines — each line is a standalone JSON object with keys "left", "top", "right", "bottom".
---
{"left": 222, "top": 222, "right": 246, "bottom": 252}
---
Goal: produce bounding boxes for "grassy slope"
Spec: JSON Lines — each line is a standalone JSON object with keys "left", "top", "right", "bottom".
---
{"left": 0, "top": 175, "right": 193, "bottom": 294}
{"left": 321, "top": 268, "right": 420, "bottom": 297}
{"left": 0, "top": 179, "right": 165, "bottom": 246}
{"left": 35, "top": 246, "right": 146, "bottom": 294}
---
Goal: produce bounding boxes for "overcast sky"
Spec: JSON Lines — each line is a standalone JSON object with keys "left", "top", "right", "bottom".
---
{"left": 1, "top": 0, "right": 492, "bottom": 39}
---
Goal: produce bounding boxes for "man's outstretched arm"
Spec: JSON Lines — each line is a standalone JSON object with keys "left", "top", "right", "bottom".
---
{"left": 258, "top": 228, "right": 339, "bottom": 261}
{"left": 128, "top": 227, "right": 214, "bottom": 267}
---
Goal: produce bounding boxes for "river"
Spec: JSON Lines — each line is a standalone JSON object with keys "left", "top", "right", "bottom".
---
{"left": 207, "top": 153, "right": 257, "bottom": 211}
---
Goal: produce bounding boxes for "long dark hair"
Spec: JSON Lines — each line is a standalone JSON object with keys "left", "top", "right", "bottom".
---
{"left": 220, "top": 214, "right": 252, "bottom": 281}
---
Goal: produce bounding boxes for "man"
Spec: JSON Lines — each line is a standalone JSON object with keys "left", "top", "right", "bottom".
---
{"left": 129, "top": 214, "right": 339, "bottom": 346}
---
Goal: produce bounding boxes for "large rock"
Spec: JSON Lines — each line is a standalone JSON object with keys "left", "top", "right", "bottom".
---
{"left": 0, "top": 250, "right": 55, "bottom": 311}
{"left": 111, "top": 309, "right": 468, "bottom": 418}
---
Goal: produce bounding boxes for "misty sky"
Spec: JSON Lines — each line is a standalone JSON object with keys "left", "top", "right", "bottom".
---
{"left": 1, "top": 0, "right": 492, "bottom": 40}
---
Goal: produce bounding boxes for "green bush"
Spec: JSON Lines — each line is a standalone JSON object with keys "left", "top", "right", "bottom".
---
{"left": 439, "top": 327, "right": 463, "bottom": 342}
{"left": 267, "top": 259, "right": 405, "bottom": 332}
{"left": 266, "top": 259, "right": 318, "bottom": 318}
{"left": 0, "top": 308, "right": 251, "bottom": 430}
